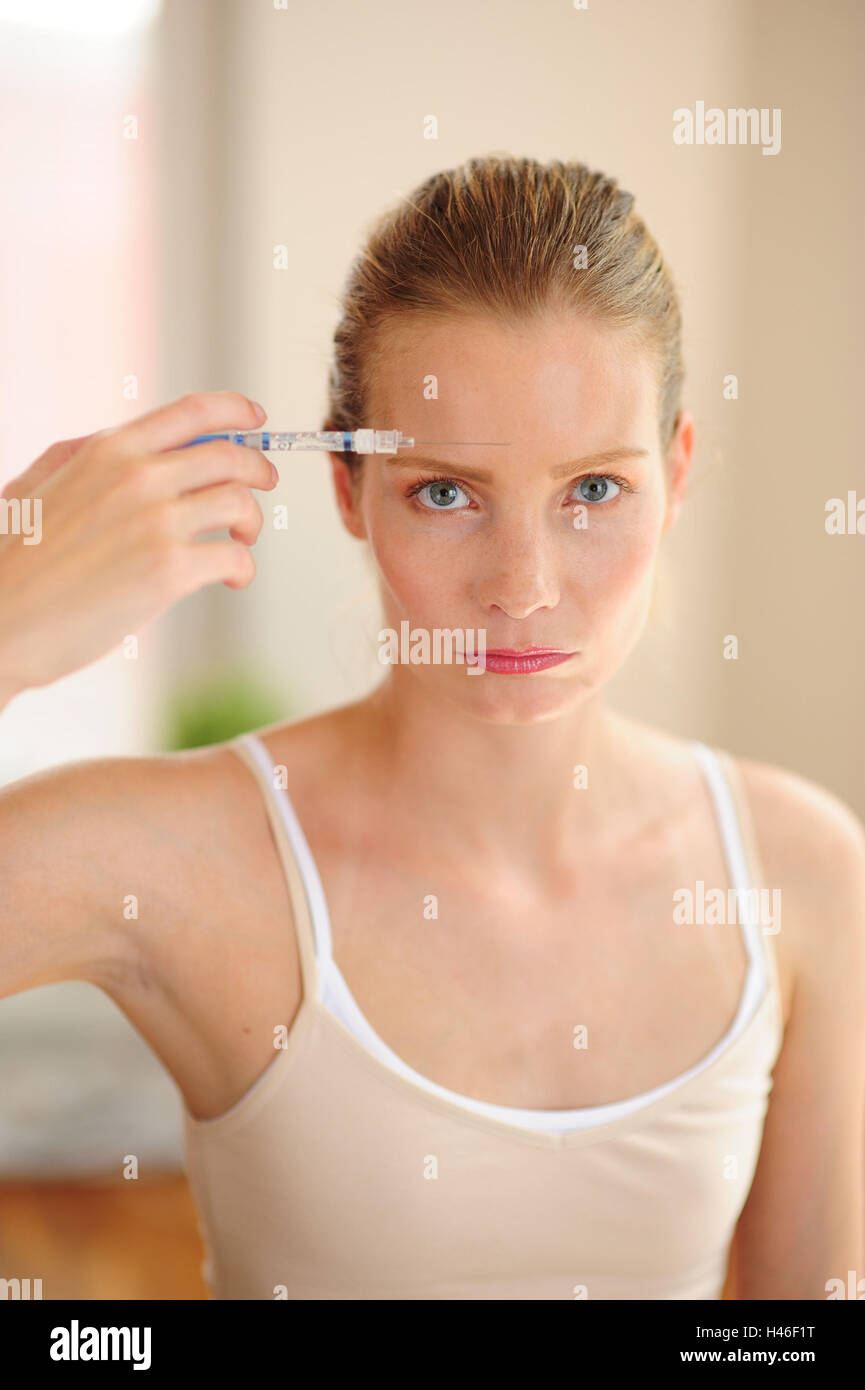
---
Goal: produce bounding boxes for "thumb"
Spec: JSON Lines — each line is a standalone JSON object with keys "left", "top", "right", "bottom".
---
{"left": 1, "top": 433, "right": 95, "bottom": 502}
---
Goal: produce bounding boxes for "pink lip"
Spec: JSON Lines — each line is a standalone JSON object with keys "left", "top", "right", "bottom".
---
{"left": 481, "top": 648, "right": 576, "bottom": 674}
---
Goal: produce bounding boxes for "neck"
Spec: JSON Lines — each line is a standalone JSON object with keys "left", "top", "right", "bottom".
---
{"left": 354, "top": 671, "right": 653, "bottom": 875}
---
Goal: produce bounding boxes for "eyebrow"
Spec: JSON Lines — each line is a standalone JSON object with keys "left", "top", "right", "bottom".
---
{"left": 384, "top": 445, "right": 650, "bottom": 483}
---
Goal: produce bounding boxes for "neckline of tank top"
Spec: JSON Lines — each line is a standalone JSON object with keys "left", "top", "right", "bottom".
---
{"left": 242, "top": 731, "right": 767, "bottom": 1126}
{"left": 183, "top": 732, "right": 774, "bottom": 1148}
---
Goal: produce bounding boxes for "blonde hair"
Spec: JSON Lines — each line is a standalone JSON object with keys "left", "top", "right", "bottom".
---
{"left": 326, "top": 154, "right": 684, "bottom": 469}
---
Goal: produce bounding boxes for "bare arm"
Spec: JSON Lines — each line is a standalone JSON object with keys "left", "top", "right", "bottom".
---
{"left": 0, "top": 757, "right": 160, "bottom": 998}
{"left": 0, "top": 739, "right": 303, "bottom": 1128}
{"left": 0, "top": 391, "right": 275, "bottom": 996}
{"left": 733, "top": 762, "right": 865, "bottom": 1299}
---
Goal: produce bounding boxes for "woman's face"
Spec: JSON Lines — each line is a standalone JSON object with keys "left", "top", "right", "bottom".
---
{"left": 332, "top": 309, "right": 692, "bottom": 725}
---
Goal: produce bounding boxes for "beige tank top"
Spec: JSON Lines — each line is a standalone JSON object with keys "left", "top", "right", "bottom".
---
{"left": 182, "top": 736, "right": 784, "bottom": 1300}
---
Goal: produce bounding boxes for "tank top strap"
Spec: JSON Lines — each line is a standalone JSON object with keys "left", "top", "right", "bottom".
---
{"left": 228, "top": 731, "right": 320, "bottom": 999}
{"left": 700, "top": 744, "right": 784, "bottom": 1042}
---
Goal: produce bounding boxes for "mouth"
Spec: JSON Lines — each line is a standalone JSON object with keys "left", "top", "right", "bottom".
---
{"left": 481, "top": 647, "right": 577, "bottom": 674}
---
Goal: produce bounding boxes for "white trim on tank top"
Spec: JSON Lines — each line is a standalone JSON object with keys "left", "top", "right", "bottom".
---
{"left": 241, "top": 733, "right": 767, "bottom": 1134}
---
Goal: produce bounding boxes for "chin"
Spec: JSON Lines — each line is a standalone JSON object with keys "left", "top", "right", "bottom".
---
{"left": 429, "top": 669, "right": 596, "bottom": 726}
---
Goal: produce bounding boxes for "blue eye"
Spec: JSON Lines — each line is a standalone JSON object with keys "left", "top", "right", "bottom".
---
{"left": 574, "top": 475, "right": 622, "bottom": 504}
{"left": 405, "top": 470, "right": 632, "bottom": 514}
{"left": 410, "top": 477, "right": 472, "bottom": 510}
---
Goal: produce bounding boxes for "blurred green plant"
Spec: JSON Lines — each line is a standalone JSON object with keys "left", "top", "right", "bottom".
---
{"left": 160, "top": 666, "right": 290, "bottom": 751}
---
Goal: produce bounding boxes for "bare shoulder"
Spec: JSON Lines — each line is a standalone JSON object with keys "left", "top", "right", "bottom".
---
{"left": 0, "top": 737, "right": 279, "bottom": 877}
{"left": 89, "top": 705, "right": 352, "bottom": 907}
{"left": 249, "top": 704, "right": 362, "bottom": 778}
{"left": 732, "top": 752, "right": 865, "bottom": 890}
{"left": 0, "top": 728, "right": 328, "bottom": 1114}
{"left": 633, "top": 717, "right": 865, "bottom": 1026}
{"left": 731, "top": 752, "right": 865, "bottom": 985}
{"left": 111, "top": 731, "right": 309, "bottom": 919}
{"left": 0, "top": 732, "right": 306, "bottom": 997}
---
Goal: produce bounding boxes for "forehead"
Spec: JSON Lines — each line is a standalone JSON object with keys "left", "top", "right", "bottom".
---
{"left": 365, "top": 310, "right": 659, "bottom": 445}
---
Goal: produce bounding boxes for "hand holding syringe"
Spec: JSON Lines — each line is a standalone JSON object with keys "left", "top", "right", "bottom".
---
{"left": 0, "top": 392, "right": 277, "bottom": 706}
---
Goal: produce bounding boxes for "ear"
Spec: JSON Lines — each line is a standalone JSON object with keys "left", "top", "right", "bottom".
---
{"left": 329, "top": 452, "right": 367, "bottom": 540}
{"left": 661, "top": 409, "right": 694, "bottom": 535}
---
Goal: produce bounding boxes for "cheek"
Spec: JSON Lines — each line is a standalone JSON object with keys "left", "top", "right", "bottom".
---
{"left": 598, "top": 527, "right": 658, "bottom": 582}
{"left": 365, "top": 482, "right": 469, "bottom": 608}
{"left": 572, "top": 505, "right": 661, "bottom": 581}
{"left": 576, "top": 529, "right": 662, "bottom": 655}
{"left": 366, "top": 509, "right": 462, "bottom": 616}
{"left": 566, "top": 506, "right": 663, "bottom": 616}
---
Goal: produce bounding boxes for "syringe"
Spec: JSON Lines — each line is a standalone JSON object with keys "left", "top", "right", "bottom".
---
{"left": 183, "top": 429, "right": 414, "bottom": 454}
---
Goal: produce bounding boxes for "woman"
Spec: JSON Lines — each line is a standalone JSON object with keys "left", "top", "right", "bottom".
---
{"left": 1, "top": 155, "right": 863, "bottom": 1301}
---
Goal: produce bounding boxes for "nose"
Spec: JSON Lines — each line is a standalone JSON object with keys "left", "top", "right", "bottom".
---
{"left": 474, "top": 522, "right": 561, "bottom": 620}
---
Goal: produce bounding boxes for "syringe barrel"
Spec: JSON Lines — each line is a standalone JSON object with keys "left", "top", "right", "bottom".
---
{"left": 263, "top": 431, "right": 348, "bottom": 450}
{"left": 260, "top": 430, "right": 411, "bottom": 452}
{"left": 182, "top": 429, "right": 414, "bottom": 452}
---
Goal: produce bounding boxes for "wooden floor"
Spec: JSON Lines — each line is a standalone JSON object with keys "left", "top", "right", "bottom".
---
{"left": 0, "top": 1175, "right": 737, "bottom": 1299}
{"left": 0, "top": 1174, "right": 208, "bottom": 1300}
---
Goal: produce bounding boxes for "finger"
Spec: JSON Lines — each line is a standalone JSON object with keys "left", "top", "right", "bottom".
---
{"left": 171, "top": 482, "right": 264, "bottom": 546}
{"left": 1, "top": 434, "right": 96, "bottom": 502}
{"left": 177, "top": 538, "right": 257, "bottom": 594}
{"left": 96, "top": 391, "right": 266, "bottom": 461}
{"left": 149, "top": 440, "right": 276, "bottom": 499}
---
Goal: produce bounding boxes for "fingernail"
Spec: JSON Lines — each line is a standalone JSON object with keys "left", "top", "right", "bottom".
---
{"left": 252, "top": 400, "right": 266, "bottom": 421}
{"left": 270, "top": 462, "right": 279, "bottom": 485}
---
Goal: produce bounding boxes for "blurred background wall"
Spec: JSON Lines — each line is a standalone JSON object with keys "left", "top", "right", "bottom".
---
{"left": 0, "top": 0, "right": 862, "bottom": 1290}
